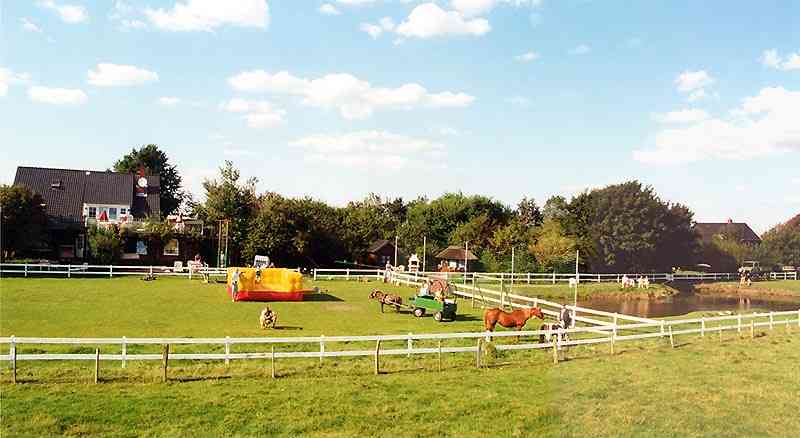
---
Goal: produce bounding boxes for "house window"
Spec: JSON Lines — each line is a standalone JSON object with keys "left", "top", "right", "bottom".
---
{"left": 88, "top": 207, "right": 97, "bottom": 218}
{"left": 163, "top": 239, "right": 179, "bottom": 256}
{"left": 109, "top": 208, "right": 117, "bottom": 220}
{"left": 120, "top": 208, "right": 127, "bottom": 216}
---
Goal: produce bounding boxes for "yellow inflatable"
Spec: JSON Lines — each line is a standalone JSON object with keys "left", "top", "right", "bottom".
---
{"left": 226, "top": 268, "right": 312, "bottom": 301}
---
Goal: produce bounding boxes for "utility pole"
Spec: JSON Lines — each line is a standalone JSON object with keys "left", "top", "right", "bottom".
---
{"left": 511, "top": 246, "right": 515, "bottom": 291}
{"left": 422, "top": 236, "right": 427, "bottom": 272}
{"left": 574, "top": 249, "right": 579, "bottom": 309}
{"left": 394, "top": 235, "right": 399, "bottom": 267}
{"left": 464, "top": 241, "right": 469, "bottom": 285}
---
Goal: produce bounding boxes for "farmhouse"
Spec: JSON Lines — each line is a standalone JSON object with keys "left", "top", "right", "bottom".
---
{"left": 12, "top": 166, "right": 203, "bottom": 264}
{"left": 694, "top": 219, "right": 761, "bottom": 246}
{"left": 435, "top": 245, "right": 478, "bottom": 271}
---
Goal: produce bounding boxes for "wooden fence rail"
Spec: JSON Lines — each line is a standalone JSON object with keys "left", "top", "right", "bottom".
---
{"left": 0, "top": 263, "right": 228, "bottom": 278}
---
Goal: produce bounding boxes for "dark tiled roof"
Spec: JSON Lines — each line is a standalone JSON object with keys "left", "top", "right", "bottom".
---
{"left": 13, "top": 166, "right": 160, "bottom": 224}
{"left": 435, "top": 246, "right": 478, "bottom": 260}
{"left": 367, "top": 239, "right": 393, "bottom": 253}
{"left": 694, "top": 222, "right": 761, "bottom": 243}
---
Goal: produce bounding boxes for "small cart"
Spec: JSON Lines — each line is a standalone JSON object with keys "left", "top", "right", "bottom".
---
{"left": 409, "top": 294, "right": 457, "bottom": 322}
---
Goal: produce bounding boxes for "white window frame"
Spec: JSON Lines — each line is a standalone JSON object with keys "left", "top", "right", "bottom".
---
{"left": 163, "top": 239, "right": 179, "bottom": 256}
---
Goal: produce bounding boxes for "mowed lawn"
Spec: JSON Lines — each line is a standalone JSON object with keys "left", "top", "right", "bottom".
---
{"left": 2, "top": 276, "right": 800, "bottom": 436}
{"left": 0, "top": 277, "right": 491, "bottom": 338}
{"left": 1, "top": 331, "right": 798, "bottom": 436}
{"left": 697, "top": 280, "right": 800, "bottom": 297}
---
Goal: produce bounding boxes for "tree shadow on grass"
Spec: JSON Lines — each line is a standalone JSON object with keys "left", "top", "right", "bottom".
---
{"left": 304, "top": 293, "right": 344, "bottom": 302}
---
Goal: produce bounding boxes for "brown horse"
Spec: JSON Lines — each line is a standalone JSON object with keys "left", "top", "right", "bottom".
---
{"left": 483, "top": 307, "right": 545, "bottom": 332}
{"left": 369, "top": 290, "right": 403, "bottom": 312}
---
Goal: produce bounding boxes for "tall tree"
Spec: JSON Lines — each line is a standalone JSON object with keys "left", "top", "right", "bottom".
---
{"left": 758, "top": 213, "right": 800, "bottom": 267}
{"left": 0, "top": 185, "right": 48, "bottom": 260}
{"left": 191, "top": 161, "right": 257, "bottom": 266}
{"left": 113, "top": 144, "right": 184, "bottom": 217}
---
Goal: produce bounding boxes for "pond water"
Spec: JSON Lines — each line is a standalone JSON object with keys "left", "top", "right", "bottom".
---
{"left": 577, "top": 293, "right": 800, "bottom": 318}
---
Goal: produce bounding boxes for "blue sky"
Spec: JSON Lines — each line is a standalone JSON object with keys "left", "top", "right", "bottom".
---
{"left": 1, "top": 0, "right": 798, "bottom": 233}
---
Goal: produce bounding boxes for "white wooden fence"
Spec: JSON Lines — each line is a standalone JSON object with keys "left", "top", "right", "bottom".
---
{"left": 2, "top": 310, "right": 798, "bottom": 381}
{"left": 0, "top": 263, "right": 227, "bottom": 278}
{"left": 770, "top": 271, "right": 798, "bottom": 280}
{"left": 311, "top": 269, "right": 746, "bottom": 283}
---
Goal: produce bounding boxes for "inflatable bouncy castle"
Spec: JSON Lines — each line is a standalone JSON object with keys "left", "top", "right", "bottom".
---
{"left": 227, "top": 268, "right": 314, "bottom": 302}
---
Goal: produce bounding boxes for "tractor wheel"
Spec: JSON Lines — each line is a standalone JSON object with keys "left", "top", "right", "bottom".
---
{"left": 413, "top": 307, "right": 425, "bottom": 318}
{"left": 434, "top": 311, "right": 443, "bottom": 322}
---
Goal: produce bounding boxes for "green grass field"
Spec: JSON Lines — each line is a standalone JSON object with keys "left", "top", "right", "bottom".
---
{"left": 2, "top": 276, "right": 800, "bottom": 436}
{"left": 695, "top": 280, "right": 800, "bottom": 297}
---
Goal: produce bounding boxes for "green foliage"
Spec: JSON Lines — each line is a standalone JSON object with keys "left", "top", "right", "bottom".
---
{"left": 0, "top": 184, "right": 48, "bottom": 260}
{"left": 243, "top": 193, "right": 345, "bottom": 267}
{"left": 530, "top": 219, "right": 577, "bottom": 272}
{"left": 561, "top": 181, "right": 699, "bottom": 272}
{"left": 87, "top": 225, "right": 123, "bottom": 264}
{"left": 758, "top": 213, "right": 800, "bottom": 267}
{"left": 113, "top": 144, "right": 184, "bottom": 217}
{"left": 191, "top": 161, "right": 258, "bottom": 266}
{"left": 339, "top": 193, "right": 403, "bottom": 261}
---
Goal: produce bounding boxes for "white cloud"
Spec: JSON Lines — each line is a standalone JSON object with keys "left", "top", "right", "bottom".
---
{"left": 228, "top": 69, "right": 474, "bottom": 119}
{"left": 158, "top": 96, "right": 181, "bottom": 106}
{"left": 87, "top": 63, "right": 158, "bottom": 87}
{"left": 318, "top": 3, "right": 341, "bottom": 15}
{"left": 634, "top": 87, "right": 800, "bottom": 164}
{"left": 656, "top": 108, "right": 710, "bottom": 124}
{"left": 451, "top": 0, "right": 542, "bottom": 17}
{"left": 0, "top": 68, "right": 32, "bottom": 97}
{"left": 506, "top": 95, "right": 531, "bottom": 107}
{"left": 514, "top": 51, "right": 539, "bottom": 63}
{"left": 569, "top": 44, "right": 591, "bottom": 55}
{"left": 144, "top": 0, "right": 269, "bottom": 32}
{"left": 109, "top": 1, "right": 148, "bottom": 31}
{"left": 360, "top": 23, "right": 384, "bottom": 38}
{"left": 219, "top": 98, "right": 286, "bottom": 128}
{"left": 687, "top": 89, "right": 707, "bottom": 102}
{"left": 38, "top": 1, "right": 89, "bottom": 24}
{"left": 761, "top": 49, "right": 800, "bottom": 71}
{"left": 20, "top": 18, "right": 43, "bottom": 33}
{"left": 291, "top": 131, "right": 446, "bottom": 170}
{"left": 675, "top": 70, "right": 714, "bottom": 93}
{"left": 395, "top": 3, "right": 490, "bottom": 38}
{"left": 28, "top": 85, "right": 88, "bottom": 105}
{"left": 360, "top": 16, "right": 395, "bottom": 39}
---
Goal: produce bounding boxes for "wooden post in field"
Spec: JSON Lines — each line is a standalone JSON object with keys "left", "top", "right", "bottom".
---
{"left": 737, "top": 315, "right": 742, "bottom": 337}
{"left": 610, "top": 331, "right": 615, "bottom": 356}
{"left": 701, "top": 317, "right": 705, "bottom": 338}
{"left": 224, "top": 336, "right": 231, "bottom": 365}
{"left": 319, "top": 335, "right": 325, "bottom": 365}
{"left": 374, "top": 340, "right": 381, "bottom": 375}
{"left": 11, "top": 336, "right": 17, "bottom": 384}
{"left": 668, "top": 326, "right": 675, "bottom": 348}
{"left": 437, "top": 340, "right": 442, "bottom": 372}
{"left": 750, "top": 320, "right": 755, "bottom": 339}
{"left": 161, "top": 344, "right": 169, "bottom": 383}
{"left": 475, "top": 339, "right": 482, "bottom": 369}
{"left": 121, "top": 336, "right": 127, "bottom": 368}
{"left": 552, "top": 338, "right": 558, "bottom": 364}
{"left": 94, "top": 348, "right": 100, "bottom": 384}
{"left": 769, "top": 312, "right": 774, "bottom": 330}
{"left": 269, "top": 345, "right": 276, "bottom": 379}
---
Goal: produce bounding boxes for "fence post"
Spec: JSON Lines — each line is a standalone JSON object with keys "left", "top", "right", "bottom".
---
{"left": 149, "top": 266, "right": 153, "bottom": 276}
{"left": 701, "top": 317, "right": 705, "bottom": 338}
{"left": 552, "top": 338, "right": 559, "bottom": 364}
{"left": 797, "top": 309, "right": 800, "bottom": 328}
{"left": 668, "top": 325, "right": 675, "bottom": 348}
{"left": 68, "top": 264, "right": 71, "bottom": 278}
{"left": 407, "top": 333, "right": 413, "bottom": 358}
{"left": 319, "top": 335, "right": 325, "bottom": 365}
{"left": 121, "top": 336, "right": 127, "bottom": 368}
{"left": 94, "top": 348, "right": 100, "bottom": 384}
{"left": 552, "top": 271, "right": 556, "bottom": 285}
{"left": 224, "top": 336, "right": 231, "bottom": 365}
{"left": 313, "top": 269, "right": 318, "bottom": 281}
{"left": 527, "top": 272, "right": 531, "bottom": 284}
{"left": 750, "top": 320, "right": 755, "bottom": 339}
{"left": 10, "top": 336, "right": 16, "bottom": 384}
{"left": 346, "top": 269, "right": 350, "bottom": 281}
{"left": 719, "top": 326, "right": 723, "bottom": 342}
{"left": 769, "top": 312, "right": 774, "bottom": 330}
{"left": 737, "top": 314, "right": 742, "bottom": 335}
{"left": 109, "top": 265, "right": 113, "bottom": 278}
{"left": 271, "top": 346, "right": 276, "bottom": 379}
{"left": 374, "top": 340, "right": 381, "bottom": 375}
{"left": 475, "top": 339, "right": 482, "bottom": 369}
{"left": 162, "top": 344, "right": 169, "bottom": 383}
{"left": 660, "top": 321, "right": 665, "bottom": 337}
{"left": 610, "top": 330, "right": 616, "bottom": 355}
{"left": 437, "top": 340, "right": 442, "bottom": 372}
